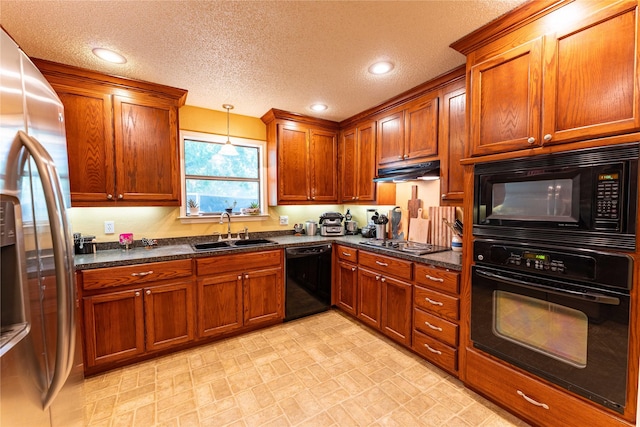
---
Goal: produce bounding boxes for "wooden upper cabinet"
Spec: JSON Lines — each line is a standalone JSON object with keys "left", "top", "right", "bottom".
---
{"left": 405, "top": 92, "right": 439, "bottom": 160}
{"left": 32, "top": 59, "right": 187, "bottom": 206}
{"left": 262, "top": 109, "right": 339, "bottom": 205}
{"left": 462, "top": 0, "right": 639, "bottom": 156}
{"left": 469, "top": 37, "right": 543, "bottom": 155}
{"left": 376, "top": 111, "right": 405, "bottom": 166}
{"left": 439, "top": 78, "right": 466, "bottom": 204}
{"left": 542, "top": 1, "right": 640, "bottom": 144}
{"left": 339, "top": 121, "right": 376, "bottom": 203}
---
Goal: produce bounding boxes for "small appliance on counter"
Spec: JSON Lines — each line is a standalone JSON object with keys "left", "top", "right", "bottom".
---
{"left": 73, "top": 233, "right": 96, "bottom": 254}
{"left": 344, "top": 209, "right": 358, "bottom": 235}
{"left": 361, "top": 209, "right": 377, "bottom": 238}
{"left": 319, "top": 211, "right": 345, "bottom": 236}
{"left": 304, "top": 220, "right": 318, "bottom": 236}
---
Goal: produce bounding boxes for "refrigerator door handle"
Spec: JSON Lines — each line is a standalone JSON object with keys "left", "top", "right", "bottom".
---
{"left": 10, "top": 131, "right": 76, "bottom": 410}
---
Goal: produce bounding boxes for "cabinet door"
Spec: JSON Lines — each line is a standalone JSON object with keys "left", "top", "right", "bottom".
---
{"left": 309, "top": 128, "right": 338, "bottom": 202}
{"left": 542, "top": 1, "right": 640, "bottom": 144}
{"left": 336, "top": 260, "right": 358, "bottom": 316}
{"left": 470, "top": 38, "right": 543, "bottom": 155}
{"left": 404, "top": 93, "right": 439, "bottom": 161}
{"left": 439, "top": 84, "right": 466, "bottom": 204}
{"left": 340, "top": 127, "right": 358, "bottom": 202}
{"left": 144, "top": 281, "right": 195, "bottom": 351}
{"left": 243, "top": 267, "right": 283, "bottom": 327}
{"left": 356, "top": 121, "right": 377, "bottom": 202}
{"left": 380, "top": 276, "right": 412, "bottom": 346}
{"left": 357, "top": 268, "right": 381, "bottom": 329}
{"left": 56, "top": 89, "right": 115, "bottom": 205}
{"left": 113, "top": 95, "right": 180, "bottom": 204}
{"left": 83, "top": 289, "right": 144, "bottom": 367}
{"left": 197, "top": 273, "right": 243, "bottom": 338}
{"left": 278, "top": 124, "right": 310, "bottom": 202}
{"left": 376, "top": 111, "right": 405, "bottom": 166}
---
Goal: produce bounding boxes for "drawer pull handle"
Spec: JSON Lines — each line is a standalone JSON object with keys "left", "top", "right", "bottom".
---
{"left": 424, "top": 344, "right": 441, "bottom": 355}
{"left": 517, "top": 390, "right": 549, "bottom": 410}
{"left": 425, "top": 297, "right": 443, "bottom": 306}
{"left": 375, "top": 261, "right": 388, "bottom": 267}
{"left": 342, "top": 252, "right": 352, "bottom": 256}
{"left": 425, "top": 274, "right": 444, "bottom": 282}
{"left": 131, "top": 270, "right": 154, "bottom": 277}
{"left": 424, "top": 321, "right": 442, "bottom": 331}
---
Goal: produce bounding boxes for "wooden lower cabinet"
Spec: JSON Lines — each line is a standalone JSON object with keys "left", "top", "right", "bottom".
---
{"left": 465, "top": 348, "right": 630, "bottom": 427}
{"left": 83, "top": 279, "right": 195, "bottom": 368}
{"left": 336, "top": 259, "right": 358, "bottom": 316}
{"left": 357, "top": 267, "right": 382, "bottom": 329}
{"left": 196, "top": 250, "right": 284, "bottom": 337}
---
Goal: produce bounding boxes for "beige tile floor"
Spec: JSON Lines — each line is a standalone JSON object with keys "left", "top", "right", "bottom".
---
{"left": 84, "top": 310, "right": 531, "bottom": 426}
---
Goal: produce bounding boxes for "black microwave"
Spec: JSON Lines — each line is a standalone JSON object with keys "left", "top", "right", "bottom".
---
{"left": 473, "top": 143, "right": 638, "bottom": 251}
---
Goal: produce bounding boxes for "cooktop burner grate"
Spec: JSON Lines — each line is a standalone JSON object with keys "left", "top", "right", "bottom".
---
{"left": 359, "top": 239, "right": 449, "bottom": 255}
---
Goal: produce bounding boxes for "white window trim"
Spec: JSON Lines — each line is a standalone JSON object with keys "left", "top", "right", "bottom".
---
{"left": 178, "top": 130, "right": 269, "bottom": 223}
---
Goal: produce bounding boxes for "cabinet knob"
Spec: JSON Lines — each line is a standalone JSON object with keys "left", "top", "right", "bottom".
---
{"left": 403, "top": 154, "right": 409, "bottom": 159}
{"left": 351, "top": 266, "right": 356, "bottom": 272}
{"left": 527, "top": 137, "right": 536, "bottom": 144}
{"left": 307, "top": 196, "right": 311, "bottom": 200}
{"left": 238, "top": 275, "right": 242, "bottom": 280}
{"left": 107, "top": 194, "right": 113, "bottom": 200}
{"left": 375, "top": 275, "right": 381, "bottom": 281}
{"left": 355, "top": 196, "right": 359, "bottom": 200}
{"left": 311, "top": 196, "right": 316, "bottom": 200}
{"left": 135, "top": 291, "right": 140, "bottom": 297}
{"left": 352, "top": 197, "right": 356, "bottom": 200}
{"left": 380, "top": 277, "right": 386, "bottom": 283}
{"left": 145, "top": 289, "right": 151, "bottom": 295}
{"left": 398, "top": 155, "right": 403, "bottom": 159}
{"left": 442, "top": 194, "right": 446, "bottom": 199}
{"left": 244, "top": 274, "right": 249, "bottom": 279}
{"left": 118, "top": 194, "right": 124, "bottom": 199}
{"left": 543, "top": 134, "right": 552, "bottom": 142}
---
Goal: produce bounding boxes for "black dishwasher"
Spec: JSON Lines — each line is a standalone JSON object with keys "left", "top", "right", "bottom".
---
{"left": 285, "top": 244, "right": 332, "bottom": 321}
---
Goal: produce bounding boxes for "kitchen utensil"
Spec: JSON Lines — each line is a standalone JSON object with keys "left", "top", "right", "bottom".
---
{"left": 428, "top": 206, "right": 456, "bottom": 247}
{"left": 408, "top": 208, "right": 430, "bottom": 243}
{"left": 361, "top": 225, "right": 376, "bottom": 238}
{"left": 442, "top": 218, "right": 463, "bottom": 237}
{"left": 407, "top": 185, "right": 421, "bottom": 219}
{"left": 371, "top": 211, "right": 379, "bottom": 224}
{"left": 390, "top": 207, "right": 404, "bottom": 240}
{"left": 73, "top": 233, "right": 96, "bottom": 254}
{"left": 375, "top": 224, "right": 387, "bottom": 240}
{"left": 304, "top": 220, "right": 318, "bottom": 236}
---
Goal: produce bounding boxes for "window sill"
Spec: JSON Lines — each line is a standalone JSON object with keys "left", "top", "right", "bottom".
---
{"left": 178, "top": 213, "right": 270, "bottom": 224}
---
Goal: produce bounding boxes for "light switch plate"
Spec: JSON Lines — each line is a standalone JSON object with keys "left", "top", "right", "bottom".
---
{"left": 279, "top": 216, "right": 288, "bottom": 225}
{"left": 104, "top": 221, "right": 115, "bottom": 234}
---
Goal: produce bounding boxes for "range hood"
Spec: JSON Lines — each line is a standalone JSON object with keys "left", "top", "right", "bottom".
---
{"left": 373, "top": 160, "right": 440, "bottom": 182}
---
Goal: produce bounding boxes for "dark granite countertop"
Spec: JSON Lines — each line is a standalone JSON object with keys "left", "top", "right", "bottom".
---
{"left": 74, "top": 233, "right": 463, "bottom": 271}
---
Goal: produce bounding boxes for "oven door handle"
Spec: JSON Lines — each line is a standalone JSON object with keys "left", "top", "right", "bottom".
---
{"left": 476, "top": 269, "right": 621, "bottom": 305}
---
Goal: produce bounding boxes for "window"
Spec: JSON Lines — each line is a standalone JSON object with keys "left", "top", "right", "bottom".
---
{"left": 181, "top": 131, "right": 265, "bottom": 215}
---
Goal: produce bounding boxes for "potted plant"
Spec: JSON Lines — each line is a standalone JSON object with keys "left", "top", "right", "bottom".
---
{"left": 245, "top": 201, "right": 260, "bottom": 215}
{"left": 187, "top": 198, "right": 199, "bottom": 216}
{"left": 224, "top": 200, "right": 237, "bottom": 214}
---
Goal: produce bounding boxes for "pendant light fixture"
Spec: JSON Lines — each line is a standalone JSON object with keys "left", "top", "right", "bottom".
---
{"left": 219, "top": 104, "right": 238, "bottom": 156}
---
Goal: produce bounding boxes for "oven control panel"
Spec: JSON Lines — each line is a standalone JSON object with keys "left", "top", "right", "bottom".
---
{"left": 473, "top": 238, "right": 633, "bottom": 290}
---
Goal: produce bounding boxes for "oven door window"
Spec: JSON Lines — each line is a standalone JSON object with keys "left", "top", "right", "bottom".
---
{"left": 493, "top": 290, "right": 588, "bottom": 368}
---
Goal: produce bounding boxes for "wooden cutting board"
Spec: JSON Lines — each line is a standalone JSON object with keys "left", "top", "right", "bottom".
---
{"left": 428, "top": 206, "right": 456, "bottom": 247}
{"left": 408, "top": 208, "right": 430, "bottom": 243}
{"left": 407, "top": 185, "right": 421, "bottom": 219}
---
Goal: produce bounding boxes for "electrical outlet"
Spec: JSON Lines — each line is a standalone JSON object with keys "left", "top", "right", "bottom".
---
{"left": 279, "top": 215, "right": 289, "bottom": 226}
{"left": 104, "top": 221, "right": 115, "bottom": 234}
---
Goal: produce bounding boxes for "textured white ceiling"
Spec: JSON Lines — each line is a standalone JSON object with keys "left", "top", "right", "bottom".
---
{"left": 1, "top": 0, "right": 527, "bottom": 122}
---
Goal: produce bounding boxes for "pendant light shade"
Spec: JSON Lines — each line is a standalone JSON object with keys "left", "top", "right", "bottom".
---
{"left": 220, "top": 104, "right": 238, "bottom": 156}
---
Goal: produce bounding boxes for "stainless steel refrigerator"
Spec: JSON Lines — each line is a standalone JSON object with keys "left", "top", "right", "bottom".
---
{"left": 1, "top": 28, "right": 84, "bottom": 426}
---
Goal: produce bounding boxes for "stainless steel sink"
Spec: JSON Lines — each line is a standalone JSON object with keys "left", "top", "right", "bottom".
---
{"left": 192, "top": 238, "right": 276, "bottom": 251}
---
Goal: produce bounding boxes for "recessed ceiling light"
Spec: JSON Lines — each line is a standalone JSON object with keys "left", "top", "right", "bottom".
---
{"left": 310, "top": 103, "right": 328, "bottom": 112}
{"left": 368, "top": 61, "right": 394, "bottom": 75}
{"left": 92, "top": 48, "right": 127, "bottom": 64}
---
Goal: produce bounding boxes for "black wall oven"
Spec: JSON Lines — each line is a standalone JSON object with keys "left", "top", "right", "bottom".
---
{"left": 473, "top": 143, "right": 638, "bottom": 251}
{"left": 471, "top": 239, "right": 633, "bottom": 414}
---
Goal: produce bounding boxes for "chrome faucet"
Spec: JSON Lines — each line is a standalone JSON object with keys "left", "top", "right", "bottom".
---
{"left": 220, "top": 212, "right": 232, "bottom": 240}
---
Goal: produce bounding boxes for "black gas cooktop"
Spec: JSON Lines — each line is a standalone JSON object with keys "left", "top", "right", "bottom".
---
{"left": 359, "top": 239, "right": 449, "bottom": 255}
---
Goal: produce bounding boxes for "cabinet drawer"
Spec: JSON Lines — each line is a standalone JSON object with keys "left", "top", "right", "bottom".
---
{"left": 414, "top": 285, "right": 459, "bottom": 321}
{"left": 336, "top": 245, "right": 358, "bottom": 263}
{"left": 413, "top": 308, "right": 458, "bottom": 347}
{"left": 465, "top": 349, "right": 629, "bottom": 427}
{"left": 82, "top": 259, "right": 193, "bottom": 290}
{"left": 196, "top": 249, "right": 281, "bottom": 276}
{"left": 413, "top": 330, "right": 457, "bottom": 373}
{"left": 359, "top": 251, "right": 412, "bottom": 281}
{"left": 414, "top": 264, "right": 459, "bottom": 295}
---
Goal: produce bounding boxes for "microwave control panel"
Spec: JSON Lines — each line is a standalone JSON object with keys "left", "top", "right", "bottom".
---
{"left": 595, "top": 171, "right": 620, "bottom": 221}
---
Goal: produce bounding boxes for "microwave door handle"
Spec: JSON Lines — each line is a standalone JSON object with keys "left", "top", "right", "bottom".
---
{"left": 547, "top": 185, "right": 554, "bottom": 216}
{"left": 12, "top": 131, "right": 76, "bottom": 410}
{"left": 476, "top": 269, "right": 620, "bottom": 305}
